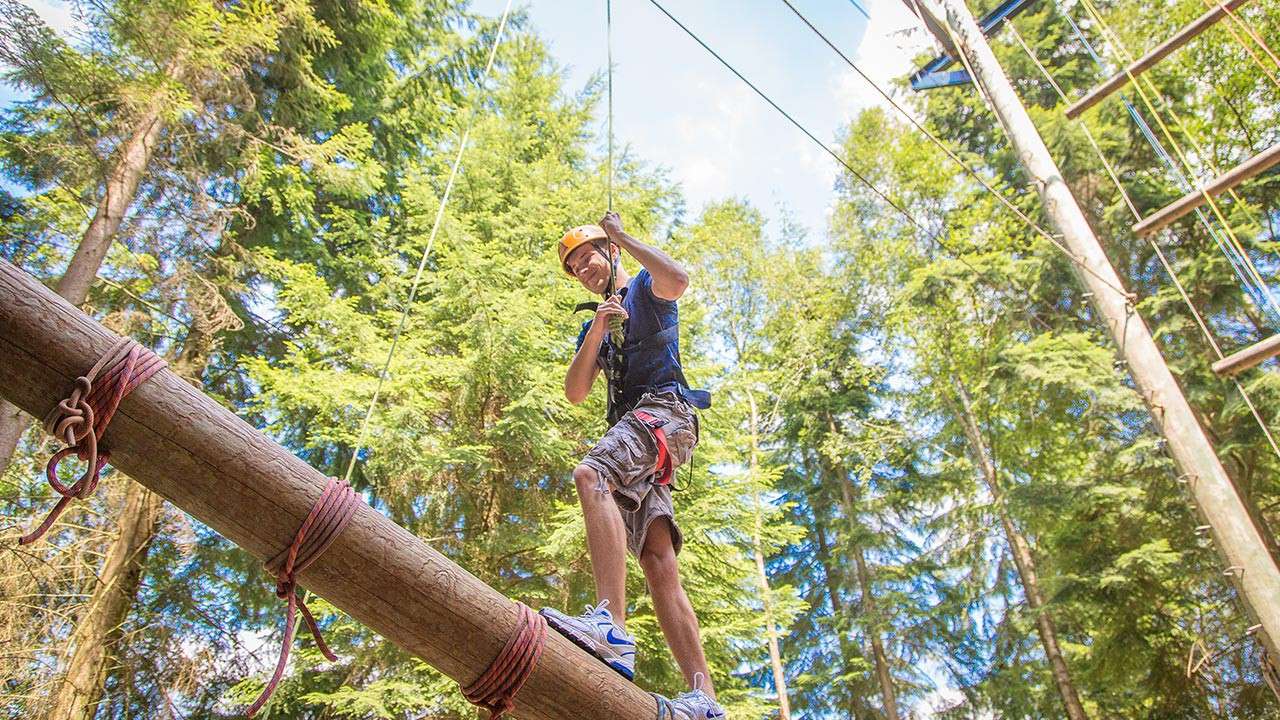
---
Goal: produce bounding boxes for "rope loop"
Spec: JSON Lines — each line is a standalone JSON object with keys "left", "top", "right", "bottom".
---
{"left": 20, "top": 338, "right": 164, "bottom": 545}
{"left": 247, "top": 476, "right": 360, "bottom": 717}
{"left": 462, "top": 602, "right": 547, "bottom": 718}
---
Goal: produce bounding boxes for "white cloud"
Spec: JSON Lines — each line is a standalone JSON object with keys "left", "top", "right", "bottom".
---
{"left": 833, "top": 0, "right": 939, "bottom": 117}
{"left": 664, "top": 76, "right": 754, "bottom": 211}
{"left": 20, "top": 0, "right": 83, "bottom": 38}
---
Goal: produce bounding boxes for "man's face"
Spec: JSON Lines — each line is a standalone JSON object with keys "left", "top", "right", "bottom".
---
{"left": 566, "top": 241, "right": 615, "bottom": 294}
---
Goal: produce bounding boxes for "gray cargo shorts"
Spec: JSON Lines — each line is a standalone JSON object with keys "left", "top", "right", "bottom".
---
{"left": 580, "top": 392, "right": 699, "bottom": 558}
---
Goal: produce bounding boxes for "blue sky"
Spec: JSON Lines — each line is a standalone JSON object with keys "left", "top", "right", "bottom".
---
{"left": 10, "top": 0, "right": 937, "bottom": 238}
{"left": 474, "top": 0, "right": 935, "bottom": 238}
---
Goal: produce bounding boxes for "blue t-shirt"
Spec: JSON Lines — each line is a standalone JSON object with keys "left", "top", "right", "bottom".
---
{"left": 576, "top": 269, "right": 685, "bottom": 412}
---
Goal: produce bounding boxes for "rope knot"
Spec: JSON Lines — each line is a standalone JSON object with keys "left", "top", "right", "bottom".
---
{"left": 462, "top": 602, "right": 546, "bottom": 718}
{"left": 51, "top": 376, "right": 94, "bottom": 444}
{"left": 21, "top": 338, "right": 164, "bottom": 545}
{"left": 274, "top": 579, "right": 296, "bottom": 601}
{"left": 246, "top": 477, "right": 359, "bottom": 717}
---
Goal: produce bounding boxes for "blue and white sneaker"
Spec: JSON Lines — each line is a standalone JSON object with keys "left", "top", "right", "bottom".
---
{"left": 668, "top": 673, "right": 726, "bottom": 719}
{"left": 540, "top": 599, "right": 636, "bottom": 680}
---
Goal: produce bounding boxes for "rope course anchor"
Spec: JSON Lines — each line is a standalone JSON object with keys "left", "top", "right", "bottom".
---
{"left": 20, "top": 337, "right": 165, "bottom": 545}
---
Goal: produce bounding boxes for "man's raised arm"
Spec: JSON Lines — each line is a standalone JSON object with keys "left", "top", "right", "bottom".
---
{"left": 600, "top": 211, "right": 689, "bottom": 301}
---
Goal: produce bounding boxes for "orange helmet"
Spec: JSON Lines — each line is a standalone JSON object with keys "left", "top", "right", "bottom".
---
{"left": 557, "top": 224, "right": 609, "bottom": 275}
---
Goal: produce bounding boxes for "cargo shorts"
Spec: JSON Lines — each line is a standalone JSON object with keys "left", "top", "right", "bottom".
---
{"left": 580, "top": 392, "right": 699, "bottom": 558}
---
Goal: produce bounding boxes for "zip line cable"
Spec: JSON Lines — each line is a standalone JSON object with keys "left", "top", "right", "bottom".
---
{"left": 1007, "top": 19, "right": 1280, "bottom": 460}
{"left": 342, "top": 0, "right": 515, "bottom": 485}
{"left": 645, "top": 0, "right": 1134, "bottom": 298}
{"left": 643, "top": 0, "right": 1147, "bottom": 391}
{"left": 775, "top": 0, "right": 1111, "bottom": 282}
{"left": 905, "top": 0, "right": 1153, "bottom": 384}
{"left": 641, "top": 0, "right": 924, "bottom": 233}
{"left": 649, "top": 0, "right": 1133, "bottom": 386}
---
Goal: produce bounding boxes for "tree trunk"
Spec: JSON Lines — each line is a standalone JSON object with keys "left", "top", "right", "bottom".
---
{"left": 44, "top": 480, "right": 165, "bottom": 720}
{"left": 745, "top": 391, "right": 791, "bottom": 719}
{"left": 45, "top": 307, "right": 217, "bottom": 719}
{"left": 0, "top": 99, "right": 166, "bottom": 476}
{"left": 842, "top": 478, "right": 901, "bottom": 720}
{"left": 813, "top": 512, "right": 863, "bottom": 720}
{"left": 952, "top": 377, "right": 1089, "bottom": 720}
{"left": 827, "top": 413, "right": 900, "bottom": 720}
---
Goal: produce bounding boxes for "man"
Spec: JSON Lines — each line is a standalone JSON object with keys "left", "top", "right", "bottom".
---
{"left": 540, "top": 211, "right": 725, "bottom": 719}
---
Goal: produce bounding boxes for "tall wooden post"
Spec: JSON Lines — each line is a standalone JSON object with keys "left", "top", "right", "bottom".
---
{"left": 906, "top": 0, "right": 1280, "bottom": 658}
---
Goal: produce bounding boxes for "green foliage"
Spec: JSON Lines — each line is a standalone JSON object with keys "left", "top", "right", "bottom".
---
{"left": 4, "top": 0, "right": 1280, "bottom": 717}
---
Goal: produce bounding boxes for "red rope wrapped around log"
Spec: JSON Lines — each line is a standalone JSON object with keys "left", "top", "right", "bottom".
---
{"left": 247, "top": 476, "right": 360, "bottom": 717}
{"left": 462, "top": 602, "right": 547, "bottom": 718}
{"left": 21, "top": 337, "right": 165, "bottom": 545}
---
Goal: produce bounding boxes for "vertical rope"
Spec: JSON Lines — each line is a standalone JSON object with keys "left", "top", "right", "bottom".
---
{"left": 607, "top": 0, "right": 615, "bottom": 213}
{"left": 342, "top": 0, "right": 515, "bottom": 486}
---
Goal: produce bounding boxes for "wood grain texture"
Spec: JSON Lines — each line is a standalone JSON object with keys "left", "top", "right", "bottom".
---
{"left": 0, "top": 259, "right": 657, "bottom": 720}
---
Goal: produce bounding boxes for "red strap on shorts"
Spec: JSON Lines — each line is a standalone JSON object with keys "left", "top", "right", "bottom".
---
{"left": 632, "top": 410, "right": 672, "bottom": 486}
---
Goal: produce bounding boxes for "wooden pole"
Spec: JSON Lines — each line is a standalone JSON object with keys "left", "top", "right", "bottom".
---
{"left": 910, "top": 0, "right": 1280, "bottom": 659}
{"left": 1213, "top": 334, "right": 1280, "bottom": 376}
{"left": 1133, "top": 142, "right": 1280, "bottom": 237}
{"left": 1063, "top": 0, "right": 1254, "bottom": 119}
{"left": 0, "top": 259, "right": 656, "bottom": 720}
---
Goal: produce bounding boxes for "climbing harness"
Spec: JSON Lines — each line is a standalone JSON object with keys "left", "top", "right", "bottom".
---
{"left": 21, "top": 337, "right": 165, "bottom": 545}
{"left": 248, "top": 476, "right": 361, "bottom": 716}
{"left": 632, "top": 410, "right": 673, "bottom": 486}
{"left": 462, "top": 602, "right": 547, "bottom": 718}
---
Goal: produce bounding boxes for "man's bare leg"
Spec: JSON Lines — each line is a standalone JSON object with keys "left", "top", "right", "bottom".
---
{"left": 639, "top": 518, "right": 716, "bottom": 699}
{"left": 573, "top": 464, "right": 629, "bottom": 626}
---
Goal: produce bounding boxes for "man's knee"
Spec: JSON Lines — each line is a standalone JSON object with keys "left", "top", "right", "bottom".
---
{"left": 574, "top": 464, "right": 604, "bottom": 499}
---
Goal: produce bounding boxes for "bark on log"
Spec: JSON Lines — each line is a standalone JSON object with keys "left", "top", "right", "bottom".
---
{"left": 0, "top": 259, "right": 657, "bottom": 720}
{"left": 1213, "top": 334, "right": 1280, "bottom": 377}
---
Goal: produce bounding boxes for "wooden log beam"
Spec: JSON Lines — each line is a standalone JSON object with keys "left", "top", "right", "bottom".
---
{"left": 1064, "top": 0, "right": 1253, "bottom": 119}
{"left": 1133, "top": 142, "right": 1280, "bottom": 237}
{"left": 1213, "top": 334, "right": 1280, "bottom": 376}
{"left": 0, "top": 259, "right": 655, "bottom": 720}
